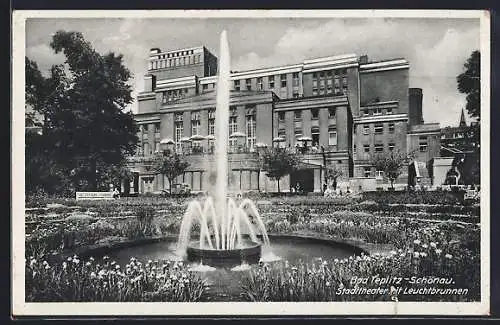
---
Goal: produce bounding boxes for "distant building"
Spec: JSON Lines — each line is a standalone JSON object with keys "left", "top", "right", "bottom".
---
{"left": 440, "top": 109, "right": 477, "bottom": 156}
{"left": 125, "top": 45, "right": 442, "bottom": 194}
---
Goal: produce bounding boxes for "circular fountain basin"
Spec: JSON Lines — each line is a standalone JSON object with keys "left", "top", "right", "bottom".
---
{"left": 186, "top": 240, "right": 261, "bottom": 268}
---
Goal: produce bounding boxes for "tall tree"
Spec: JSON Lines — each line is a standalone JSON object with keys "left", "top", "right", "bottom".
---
{"left": 325, "top": 165, "right": 343, "bottom": 190}
{"left": 456, "top": 50, "right": 481, "bottom": 185}
{"left": 260, "top": 147, "right": 299, "bottom": 193}
{"left": 457, "top": 50, "right": 480, "bottom": 121}
{"left": 371, "top": 149, "right": 413, "bottom": 190}
{"left": 42, "top": 31, "right": 139, "bottom": 191}
{"left": 152, "top": 152, "right": 190, "bottom": 194}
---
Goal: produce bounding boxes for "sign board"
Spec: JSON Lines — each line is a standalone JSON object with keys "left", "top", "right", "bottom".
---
{"left": 76, "top": 192, "right": 115, "bottom": 201}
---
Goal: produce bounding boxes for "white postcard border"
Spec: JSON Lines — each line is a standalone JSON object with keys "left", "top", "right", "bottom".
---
{"left": 11, "top": 9, "right": 491, "bottom": 316}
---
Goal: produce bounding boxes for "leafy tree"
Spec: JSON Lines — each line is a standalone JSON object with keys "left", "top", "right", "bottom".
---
{"left": 371, "top": 149, "right": 413, "bottom": 190}
{"left": 457, "top": 50, "right": 480, "bottom": 121}
{"left": 325, "top": 165, "right": 343, "bottom": 190}
{"left": 152, "top": 152, "right": 190, "bottom": 194}
{"left": 260, "top": 147, "right": 299, "bottom": 193}
{"left": 456, "top": 50, "right": 481, "bottom": 185}
{"left": 26, "top": 31, "right": 139, "bottom": 192}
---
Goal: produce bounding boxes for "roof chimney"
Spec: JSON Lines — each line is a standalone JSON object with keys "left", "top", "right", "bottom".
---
{"left": 359, "top": 55, "right": 368, "bottom": 65}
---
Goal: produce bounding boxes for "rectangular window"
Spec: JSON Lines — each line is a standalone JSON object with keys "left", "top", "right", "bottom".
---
{"left": 375, "top": 170, "right": 384, "bottom": 178}
{"left": 257, "top": 77, "right": 263, "bottom": 90}
{"left": 374, "top": 143, "right": 384, "bottom": 152}
{"left": 363, "top": 125, "right": 370, "bottom": 135}
{"left": 155, "top": 123, "right": 160, "bottom": 134}
{"left": 208, "top": 119, "right": 215, "bottom": 136}
{"left": 268, "top": 76, "right": 275, "bottom": 88}
{"left": 329, "top": 107, "right": 336, "bottom": 118}
{"left": 312, "top": 88, "right": 318, "bottom": 96}
{"left": 386, "top": 107, "right": 393, "bottom": 114}
{"left": 278, "top": 111, "right": 285, "bottom": 122}
{"left": 311, "top": 108, "right": 319, "bottom": 119}
{"left": 246, "top": 112, "right": 256, "bottom": 150}
{"left": 293, "top": 72, "right": 299, "bottom": 86}
{"left": 294, "top": 128, "right": 303, "bottom": 138}
{"left": 374, "top": 123, "right": 384, "bottom": 134}
{"left": 353, "top": 144, "right": 357, "bottom": 154}
{"left": 388, "top": 143, "right": 395, "bottom": 151}
{"left": 419, "top": 136, "right": 428, "bottom": 152}
{"left": 174, "top": 122, "right": 183, "bottom": 152}
{"left": 374, "top": 107, "right": 383, "bottom": 115}
{"left": 363, "top": 144, "right": 370, "bottom": 153}
{"left": 363, "top": 109, "right": 369, "bottom": 116}
{"left": 294, "top": 110, "right": 302, "bottom": 119}
{"left": 162, "top": 91, "right": 168, "bottom": 104}
{"left": 191, "top": 111, "right": 200, "bottom": 121}
{"left": 328, "top": 126, "right": 337, "bottom": 147}
{"left": 364, "top": 167, "right": 371, "bottom": 178}
{"left": 388, "top": 122, "right": 395, "bottom": 133}
{"left": 229, "top": 116, "right": 238, "bottom": 148}
{"left": 278, "top": 129, "right": 286, "bottom": 138}
{"left": 230, "top": 106, "right": 238, "bottom": 116}
{"left": 281, "top": 74, "right": 287, "bottom": 88}
{"left": 293, "top": 89, "right": 300, "bottom": 98}
{"left": 234, "top": 80, "right": 240, "bottom": 91}
{"left": 202, "top": 84, "right": 208, "bottom": 91}
{"left": 311, "top": 127, "right": 320, "bottom": 146}
{"left": 327, "top": 79, "right": 333, "bottom": 94}
{"left": 246, "top": 78, "right": 252, "bottom": 91}
{"left": 174, "top": 112, "right": 183, "bottom": 122}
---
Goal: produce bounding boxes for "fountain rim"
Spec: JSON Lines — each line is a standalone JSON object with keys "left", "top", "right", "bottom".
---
{"left": 186, "top": 239, "right": 262, "bottom": 252}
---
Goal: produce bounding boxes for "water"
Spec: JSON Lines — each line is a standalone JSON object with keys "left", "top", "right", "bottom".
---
{"left": 214, "top": 30, "right": 230, "bottom": 249}
{"left": 107, "top": 236, "right": 358, "bottom": 300}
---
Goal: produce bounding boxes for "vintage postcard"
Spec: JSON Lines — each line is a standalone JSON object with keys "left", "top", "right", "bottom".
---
{"left": 12, "top": 10, "right": 490, "bottom": 316}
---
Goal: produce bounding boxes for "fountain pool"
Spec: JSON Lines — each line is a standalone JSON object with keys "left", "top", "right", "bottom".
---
{"left": 105, "top": 235, "right": 362, "bottom": 300}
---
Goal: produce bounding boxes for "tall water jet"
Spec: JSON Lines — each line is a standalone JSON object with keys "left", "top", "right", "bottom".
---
{"left": 175, "top": 31, "right": 273, "bottom": 268}
{"left": 215, "top": 30, "right": 230, "bottom": 250}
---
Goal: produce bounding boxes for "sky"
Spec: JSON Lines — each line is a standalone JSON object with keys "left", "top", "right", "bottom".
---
{"left": 25, "top": 16, "right": 480, "bottom": 127}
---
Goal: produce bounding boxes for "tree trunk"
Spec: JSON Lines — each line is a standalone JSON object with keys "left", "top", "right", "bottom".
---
{"left": 277, "top": 178, "right": 281, "bottom": 193}
{"left": 390, "top": 179, "right": 394, "bottom": 190}
{"left": 168, "top": 177, "right": 173, "bottom": 195}
{"left": 89, "top": 158, "right": 97, "bottom": 191}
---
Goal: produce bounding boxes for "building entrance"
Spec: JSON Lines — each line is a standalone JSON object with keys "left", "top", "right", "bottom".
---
{"left": 290, "top": 169, "right": 314, "bottom": 193}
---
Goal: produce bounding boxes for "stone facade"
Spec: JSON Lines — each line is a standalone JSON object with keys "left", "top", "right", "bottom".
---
{"left": 126, "top": 47, "right": 442, "bottom": 194}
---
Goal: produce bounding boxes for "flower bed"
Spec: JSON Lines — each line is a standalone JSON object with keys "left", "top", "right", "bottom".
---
{"left": 24, "top": 196, "right": 481, "bottom": 302}
{"left": 241, "top": 243, "right": 479, "bottom": 302}
{"left": 26, "top": 255, "right": 207, "bottom": 302}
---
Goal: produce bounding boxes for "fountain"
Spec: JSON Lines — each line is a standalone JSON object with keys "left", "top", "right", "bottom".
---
{"left": 175, "top": 31, "right": 270, "bottom": 268}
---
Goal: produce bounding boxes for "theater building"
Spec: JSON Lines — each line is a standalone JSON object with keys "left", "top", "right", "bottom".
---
{"left": 125, "top": 45, "right": 441, "bottom": 195}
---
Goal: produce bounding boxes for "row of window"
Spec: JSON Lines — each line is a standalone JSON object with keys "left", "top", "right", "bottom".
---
{"left": 172, "top": 108, "right": 257, "bottom": 151}
{"left": 312, "top": 71, "right": 348, "bottom": 97}
{"left": 361, "top": 106, "right": 394, "bottom": 116}
{"left": 234, "top": 73, "right": 300, "bottom": 91}
{"left": 278, "top": 107, "right": 336, "bottom": 122}
{"left": 354, "top": 143, "right": 396, "bottom": 155}
{"left": 359, "top": 122, "right": 396, "bottom": 135}
{"left": 149, "top": 52, "right": 202, "bottom": 70}
{"left": 162, "top": 89, "right": 189, "bottom": 104}
{"left": 277, "top": 126, "right": 338, "bottom": 147}
{"left": 312, "top": 69, "right": 347, "bottom": 79}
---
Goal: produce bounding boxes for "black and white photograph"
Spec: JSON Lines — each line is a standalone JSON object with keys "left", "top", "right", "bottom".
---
{"left": 12, "top": 10, "right": 490, "bottom": 316}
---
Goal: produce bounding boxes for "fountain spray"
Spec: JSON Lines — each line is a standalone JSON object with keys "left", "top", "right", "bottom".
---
{"left": 215, "top": 30, "right": 230, "bottom": 250}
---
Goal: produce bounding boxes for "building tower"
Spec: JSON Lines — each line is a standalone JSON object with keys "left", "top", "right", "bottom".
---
{"left": 459, "top": 108, "right": 467, "bottom": 128}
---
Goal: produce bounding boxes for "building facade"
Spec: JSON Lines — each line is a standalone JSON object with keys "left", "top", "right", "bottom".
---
{"left": 126, "top": 45, "right": 441, "bottom": 194}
